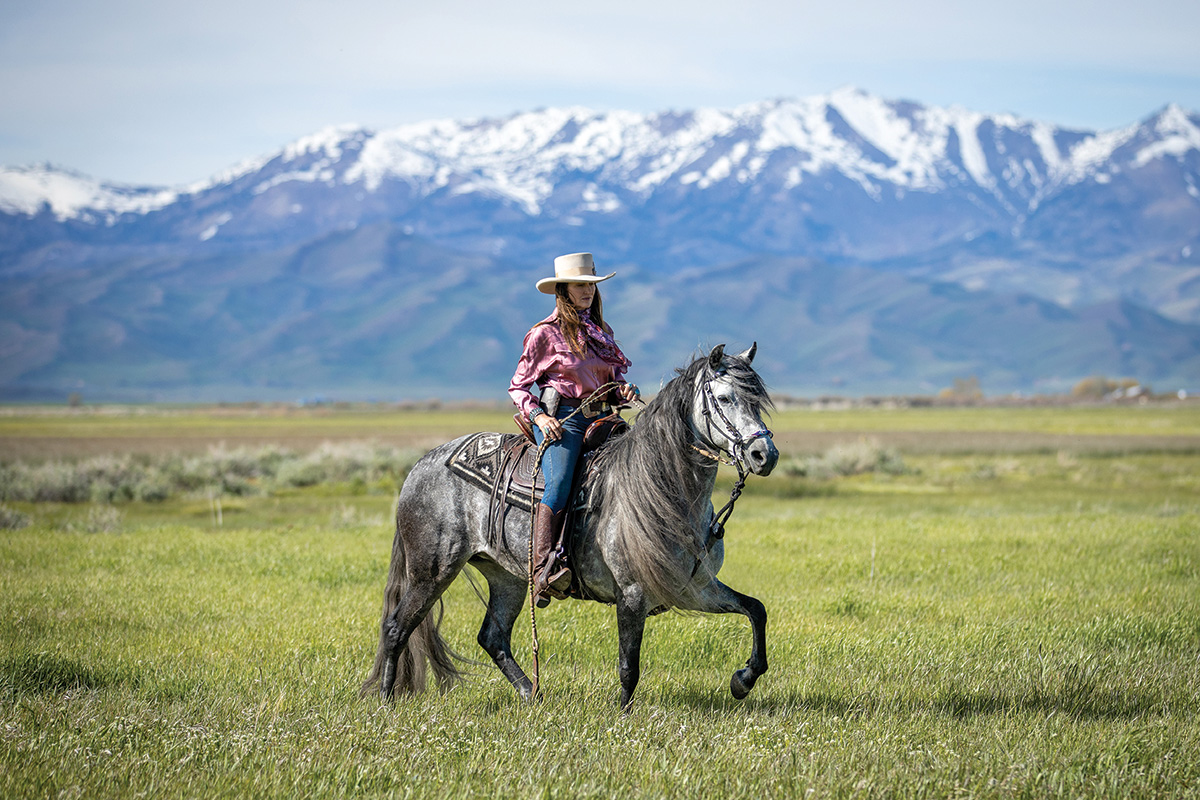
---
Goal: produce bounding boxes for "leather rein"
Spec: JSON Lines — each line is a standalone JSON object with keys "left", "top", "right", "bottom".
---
{"left": 526, "top": 380, "right": 635, "bottom": 698}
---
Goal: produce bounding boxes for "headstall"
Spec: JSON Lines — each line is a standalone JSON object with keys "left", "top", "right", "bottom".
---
{"left": 694, "top": 369, "right": 773, "bottom": 543}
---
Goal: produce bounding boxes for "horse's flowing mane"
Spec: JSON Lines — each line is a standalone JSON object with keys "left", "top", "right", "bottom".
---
{"left": 587, "top": 351, "right": 771, "bottom": 607}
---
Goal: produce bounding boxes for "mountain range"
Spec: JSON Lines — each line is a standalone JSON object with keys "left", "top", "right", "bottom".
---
{"left": 2, "top": 87, "right": 1198, "bottom": 401}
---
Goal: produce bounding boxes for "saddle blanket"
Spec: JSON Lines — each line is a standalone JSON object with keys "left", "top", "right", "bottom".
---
{"left": 446, "top": 432, "right": 544, "bottom": 512}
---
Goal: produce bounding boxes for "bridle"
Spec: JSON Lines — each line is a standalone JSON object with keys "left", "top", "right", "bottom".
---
{"left": 693, "top": 369, "right": 774, "bottom": 545}
{"left": 698, "top": 370, "right": 773, "bottom": 468}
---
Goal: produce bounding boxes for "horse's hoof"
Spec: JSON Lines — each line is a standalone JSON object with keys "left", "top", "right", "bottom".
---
{"left": 730, "top": 668, "right": 757, "bottom": 700}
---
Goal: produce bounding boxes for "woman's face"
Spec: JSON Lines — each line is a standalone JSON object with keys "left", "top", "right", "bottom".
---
{"left": 566, "top": 282, "right": 595, "bottom": 311}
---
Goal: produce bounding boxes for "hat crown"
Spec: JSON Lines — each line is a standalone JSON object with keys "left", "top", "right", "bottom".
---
{"left": 536, "top": 251, "right": 615, "bottom": 293}
{"left": 554, "top": 252, "right": 595, "bottom": 279}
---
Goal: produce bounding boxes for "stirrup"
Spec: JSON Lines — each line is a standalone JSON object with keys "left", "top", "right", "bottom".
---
{"left": 546, "top": 565, "right": 573, "bottom": 593}
{"left": 533, "top": 565, "right": 571, "bottom": 608}
{"left": 533, "top": 583, "right": 567, "bottom": 608}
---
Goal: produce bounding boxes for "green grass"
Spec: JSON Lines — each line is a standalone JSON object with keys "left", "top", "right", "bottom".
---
{"left": 0, "top": 406, "right": 515, "bottom": 443}
{"left": 2, "top": 408, "right": 1200, "bottom": 797}
{"left": 770, "top": 402, "right": 1200, "bottom": 437}
{"left": 3, "top": 401, "right": 1199, "bottom": 446}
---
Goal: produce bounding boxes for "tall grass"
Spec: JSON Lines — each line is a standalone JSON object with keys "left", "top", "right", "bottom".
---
{"left": 2, "top": 449, "right": 1198, "bottom": 798}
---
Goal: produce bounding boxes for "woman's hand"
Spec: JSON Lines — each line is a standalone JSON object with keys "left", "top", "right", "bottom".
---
{"left": 618, "top": 383, "right": 640, "bottom": 404}
{"left": 535, "top": 412, "right": 563, "bottom": 441}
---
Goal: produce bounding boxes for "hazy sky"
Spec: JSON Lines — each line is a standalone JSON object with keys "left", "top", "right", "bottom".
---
{"left": 3, "top": 0, "right": 1198, "bottom": 185}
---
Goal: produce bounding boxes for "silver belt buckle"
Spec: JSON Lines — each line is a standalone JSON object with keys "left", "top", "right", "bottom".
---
{"left": 582, "top": 401, "right": 605, "bottom": 418}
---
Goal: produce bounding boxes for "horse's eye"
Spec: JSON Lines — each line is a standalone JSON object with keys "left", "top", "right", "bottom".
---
{"left": 718, "top": 395, "right": 733, "bottom": 405}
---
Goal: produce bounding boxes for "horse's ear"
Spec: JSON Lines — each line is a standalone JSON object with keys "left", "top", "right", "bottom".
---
{"left": 737, "top": 342, "right": 757, "bottom": 364}
{"left": 708, "top": 344, "right": 726, "bottom": 371}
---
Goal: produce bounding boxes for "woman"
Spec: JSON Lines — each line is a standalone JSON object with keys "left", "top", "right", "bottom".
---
{"left": 509, "top": 252, "right": 639, "bottom": 606}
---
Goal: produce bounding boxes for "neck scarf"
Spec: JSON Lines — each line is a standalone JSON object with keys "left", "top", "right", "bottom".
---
{"left": 578, "top": 309, "right": 632, "bottom": 370}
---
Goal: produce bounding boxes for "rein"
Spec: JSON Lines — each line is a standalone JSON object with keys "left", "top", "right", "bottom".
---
{"left": 526, "top": 381, "right": 640, "bottom": 698}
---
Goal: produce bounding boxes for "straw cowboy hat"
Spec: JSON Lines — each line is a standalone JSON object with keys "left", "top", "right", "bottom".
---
{"left": 536, "top": 252, "right": 616, "bottom": 294}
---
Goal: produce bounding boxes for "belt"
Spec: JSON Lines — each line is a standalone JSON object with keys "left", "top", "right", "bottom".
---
{"left": 558, "top": 396, "right": 611, "bottom": 418}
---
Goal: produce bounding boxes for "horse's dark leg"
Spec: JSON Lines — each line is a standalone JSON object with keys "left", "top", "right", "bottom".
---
{"left": 379, "top": 567, "right": 462, "bottom": 698}
{"left": 728, "top": 591, "right": 768, "bottom": 700}
{"left": 615, "top": 586, "right": 648, "bottom": 711}
{"left": 683, "top": 580, "right": 768, "bottom": 700}
{"left": 475, "top": 568, "right": 534, "bottom": 700}
{"left": 379, "top": 607, "right": 409, "bottom": 698}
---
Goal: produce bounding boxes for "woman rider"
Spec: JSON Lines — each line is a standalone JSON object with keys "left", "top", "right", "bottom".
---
{"left": 509, "top": 253, "right": 639, "bottom": 606}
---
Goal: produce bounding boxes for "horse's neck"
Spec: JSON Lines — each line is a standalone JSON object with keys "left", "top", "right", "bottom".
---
{"left": 694, "top": 458, "right": 719, "bottom": 498}
{"left": 594, "top": 401, "right": 720, "bottom": 527}
{"left": 673, "top": 426, "right": 721, "bottom": 524}
{"left": 685, "top": 417, "right": 721, "bottom": 498}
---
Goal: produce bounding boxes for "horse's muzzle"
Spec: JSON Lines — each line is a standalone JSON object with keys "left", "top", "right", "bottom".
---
{"left": 745, "top": 437, "right": 778, "bottom": 476}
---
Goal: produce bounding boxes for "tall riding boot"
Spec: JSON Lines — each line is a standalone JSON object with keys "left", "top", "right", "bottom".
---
{"left": 532, "top": 502, "right": 572, "bottom": 607}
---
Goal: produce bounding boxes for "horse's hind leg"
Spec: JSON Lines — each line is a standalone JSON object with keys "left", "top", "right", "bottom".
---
{"left": 377, "top": 510, "right": 473, "bottom": 699}
{"left": 379, "top": 567, "right": 462, "bottom": 697}
{"left": 475, "top": 565, "right": 534, "bottom": 700}
{"left": 616, "top": 585, "right": 649, "bottom": 711}
{"left": 682, "top": 580, "right": 768, "bottom": 700}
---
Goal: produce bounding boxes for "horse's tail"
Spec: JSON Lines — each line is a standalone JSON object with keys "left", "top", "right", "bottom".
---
{"left": 361, "top": 501, "right": 464, "bottom": 698}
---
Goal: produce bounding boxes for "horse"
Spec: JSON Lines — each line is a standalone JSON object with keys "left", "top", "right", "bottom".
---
{"left": 361, "top": 343, "right": 779, "bottom": 710}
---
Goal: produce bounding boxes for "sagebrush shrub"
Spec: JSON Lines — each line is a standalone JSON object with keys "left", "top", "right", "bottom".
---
{"left": 0, "top": 503, "right": 31, "bottom": 529}
{"left": 2, "top": 443, "right": 429, "bottom": 503}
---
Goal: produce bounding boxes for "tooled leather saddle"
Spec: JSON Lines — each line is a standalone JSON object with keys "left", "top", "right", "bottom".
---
{"left": 445, "top": 415, "right": 628, "bottom": 584}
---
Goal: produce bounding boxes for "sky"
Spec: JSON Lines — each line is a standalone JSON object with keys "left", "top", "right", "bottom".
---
{"left": 2, "top": 0, "right": 1198, "bottom": 186}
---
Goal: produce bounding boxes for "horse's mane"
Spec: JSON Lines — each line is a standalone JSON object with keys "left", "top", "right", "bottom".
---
{"left": 587, "top": 350, "right": 771, "bottom": 607}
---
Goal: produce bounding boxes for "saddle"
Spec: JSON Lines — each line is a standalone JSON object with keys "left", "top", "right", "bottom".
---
{"left": 503, "top": 412, "right": 627, "bottom": 502}
{"left": 445, "top": 415, "right": 628, "bottom": 595}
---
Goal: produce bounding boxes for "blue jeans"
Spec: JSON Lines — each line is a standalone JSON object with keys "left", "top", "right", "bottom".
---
{"left": 532, "top": 406, "right": 589, "bottom": 513}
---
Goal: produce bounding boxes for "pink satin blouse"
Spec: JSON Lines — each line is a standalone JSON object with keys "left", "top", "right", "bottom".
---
{"left": 508, "top": 311, "right": 629, "bottom": 418}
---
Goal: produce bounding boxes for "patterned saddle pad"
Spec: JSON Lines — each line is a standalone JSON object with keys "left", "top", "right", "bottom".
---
{"left": 446, "top": 432, "right": 544, "bottom": 512}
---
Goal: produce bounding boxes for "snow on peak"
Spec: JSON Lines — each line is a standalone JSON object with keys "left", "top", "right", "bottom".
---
{"left": 0, "top": 165, "right": 177, "bottom": 221}
{"left": 282, "top": 124, "right": 365, "bottom": 163}
{"left": 4, "top": 91, "right": 1198, "bottom": 223}
{"left": 1134, "top": 104, "right": 1200, "bottom": 167}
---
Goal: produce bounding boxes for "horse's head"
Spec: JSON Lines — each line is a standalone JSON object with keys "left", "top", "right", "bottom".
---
{"left": 691, "top": 343, "right": 779, "bottom": 476}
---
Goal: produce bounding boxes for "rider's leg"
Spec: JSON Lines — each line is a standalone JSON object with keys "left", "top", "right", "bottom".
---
{"left": 532, "top": 407, "right": 587, "bottom": 603}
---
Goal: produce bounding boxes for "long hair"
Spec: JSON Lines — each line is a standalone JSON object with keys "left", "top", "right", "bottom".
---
{"left": 587, "top": 351, "right": 771, "bottom": 607}
{"left": 543, "top": 284, "right": 607, "bottom": 358}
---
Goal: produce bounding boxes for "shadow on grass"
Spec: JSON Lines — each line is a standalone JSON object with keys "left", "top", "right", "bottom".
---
{"left": 656, "top": 682, "right": 1174, "bottom": 721}
{"left": 1, "top": 652, "right": 194, "bottom": 701}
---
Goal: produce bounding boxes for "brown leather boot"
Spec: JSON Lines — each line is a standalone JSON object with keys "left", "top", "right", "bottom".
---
{"left": 532, "top": 503, "right": 572, "bottom": 607}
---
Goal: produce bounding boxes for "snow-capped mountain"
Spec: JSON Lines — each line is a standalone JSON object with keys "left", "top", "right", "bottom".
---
{"left": 4, "top": 87, "right": 1198, "bottom": 272}
{"left": 2, "top": 88, "right": 1198, "bottom": 401}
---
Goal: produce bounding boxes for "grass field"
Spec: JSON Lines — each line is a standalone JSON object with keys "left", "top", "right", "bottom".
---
{"left": 2, "top": 405, "right": 1199, "bottom": 798}
{"left": 3, "top": 401, "right": 1199, "bottom": 459}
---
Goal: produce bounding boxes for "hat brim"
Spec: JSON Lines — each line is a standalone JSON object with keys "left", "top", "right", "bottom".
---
{"left": 536, "top": 271, "right": 616, "bottom": 294}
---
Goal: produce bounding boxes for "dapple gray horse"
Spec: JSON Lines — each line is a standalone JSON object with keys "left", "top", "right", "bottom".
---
{"left": 362, "top": 344, "right": 779, "bottom": 710}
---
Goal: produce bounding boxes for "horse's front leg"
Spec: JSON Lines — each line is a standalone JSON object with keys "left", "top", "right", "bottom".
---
{"left": 475, "top": 567, "right": 535, "bottom": 701}
{"left": 684, "top": 580, "right": 768, "bottom": 699}
{"left": 615, "top": 586, "right": 648, "bottom": 711}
